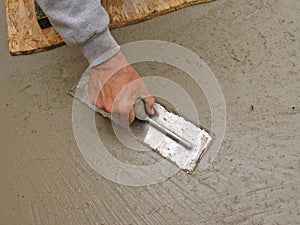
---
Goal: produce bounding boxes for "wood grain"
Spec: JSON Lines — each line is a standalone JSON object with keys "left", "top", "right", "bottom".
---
{"left": 5, "top": 0, "right": 214, "bottom": 55}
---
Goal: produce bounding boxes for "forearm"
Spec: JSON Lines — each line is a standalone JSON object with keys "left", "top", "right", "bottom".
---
{"left": 35, "top": 0, "right": 120, "bottom": 66}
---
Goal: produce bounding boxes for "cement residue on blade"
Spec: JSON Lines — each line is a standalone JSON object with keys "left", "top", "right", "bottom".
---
{"left": 141, "top": 104, "right": 212, "bottom": 172}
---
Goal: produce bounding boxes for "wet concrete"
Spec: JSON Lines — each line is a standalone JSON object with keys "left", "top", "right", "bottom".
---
{"left": 0, "top": 0, "right": 299, "bottom": 224}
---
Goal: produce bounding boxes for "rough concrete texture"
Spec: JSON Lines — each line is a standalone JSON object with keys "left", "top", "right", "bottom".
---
{"left": 0, "top": 0, "right": 299, "bottom": 224}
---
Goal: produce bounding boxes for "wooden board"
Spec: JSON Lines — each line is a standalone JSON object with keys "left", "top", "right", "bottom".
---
{"left": 6, "top": 0, "right": 214, "bottom": 55}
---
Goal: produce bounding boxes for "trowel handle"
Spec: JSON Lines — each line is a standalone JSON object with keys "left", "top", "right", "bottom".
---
{"left": 134, "top": 98, "right": 193, "bottom": 150}
{"left": 133, "top": 98, "right": 150, "bottom": 121}
{"left": 148, "top": 118, "right": 193, "bottom": 150}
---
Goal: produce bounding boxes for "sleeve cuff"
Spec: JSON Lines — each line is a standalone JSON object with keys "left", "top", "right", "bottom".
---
{"left": 79, "top": 28, "right": 120, "bottom": 67}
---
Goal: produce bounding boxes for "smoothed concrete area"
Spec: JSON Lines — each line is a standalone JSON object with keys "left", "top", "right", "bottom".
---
{"left": 0, "top": 0, "right": 299, "bottom": 224}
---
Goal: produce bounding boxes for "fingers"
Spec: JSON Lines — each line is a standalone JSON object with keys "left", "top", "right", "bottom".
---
{"left": 95, "top": 88, "right": 114, "bottom": 113}
{"left": 95, "top": 87, "right": 155, "bottom": 124}
{"left": 114, "top": 103, "right": 135, "bottom": 125}
{"left": 143, "top": 96, "right": 155, "bottom": 115}
{"left": 95, "top": 93, "right": 104, "bottom": 110}
{"left": 128, "top": 109, "right": 135, "bottom": 124}
{"left": 88, "top": 56, "right": 155, "bottom": 125}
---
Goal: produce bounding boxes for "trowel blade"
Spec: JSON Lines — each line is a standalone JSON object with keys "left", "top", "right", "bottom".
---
{"left": 69, "top": 67, "right": 213, "bottom": 173}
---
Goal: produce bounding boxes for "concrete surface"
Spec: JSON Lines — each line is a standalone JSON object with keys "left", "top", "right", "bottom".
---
{"left": 1, "top": 0, "right": 299, "bottom": 224}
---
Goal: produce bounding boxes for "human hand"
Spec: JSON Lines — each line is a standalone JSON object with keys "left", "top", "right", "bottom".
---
{"left": 88, "top": 51, "right": 155, "bottom": 124}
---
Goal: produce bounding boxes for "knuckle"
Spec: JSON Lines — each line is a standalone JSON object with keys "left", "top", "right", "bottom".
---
{"left": 96, "top": 102, "right": 104, "bottom": 110}
{"left": 104, "top": 104, "right": 113, "bottom": 113}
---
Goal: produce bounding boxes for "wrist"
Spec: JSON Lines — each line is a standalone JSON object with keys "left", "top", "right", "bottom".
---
{"left": 79, "top": 28, "right": 120, "bottom": 67}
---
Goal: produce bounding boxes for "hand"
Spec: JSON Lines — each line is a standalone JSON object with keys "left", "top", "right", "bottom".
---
{"left": 88, "top": 51, "right": 155, "bottom": 124}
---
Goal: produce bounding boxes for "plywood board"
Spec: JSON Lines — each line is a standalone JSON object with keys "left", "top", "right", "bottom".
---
{"left": 6, "top": 0, "right": 214, "bottom": 55}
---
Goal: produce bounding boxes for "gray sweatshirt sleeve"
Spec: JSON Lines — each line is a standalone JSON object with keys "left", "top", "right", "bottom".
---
{"left": 35, "top": 0, "right": 120, "bottom": 67}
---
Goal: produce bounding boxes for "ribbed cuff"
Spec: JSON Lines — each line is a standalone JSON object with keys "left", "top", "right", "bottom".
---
{"left": 79, "top": 28, "right": 120, "bottom": 67}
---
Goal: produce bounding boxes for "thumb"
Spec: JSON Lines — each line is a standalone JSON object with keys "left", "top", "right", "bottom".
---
{"left": 143, "top": 96, "right": 155, "bottom": 115}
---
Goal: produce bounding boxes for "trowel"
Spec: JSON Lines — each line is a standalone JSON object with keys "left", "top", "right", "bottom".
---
{"left": 70, "top": 67, "right": 213, "bottom": 174}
